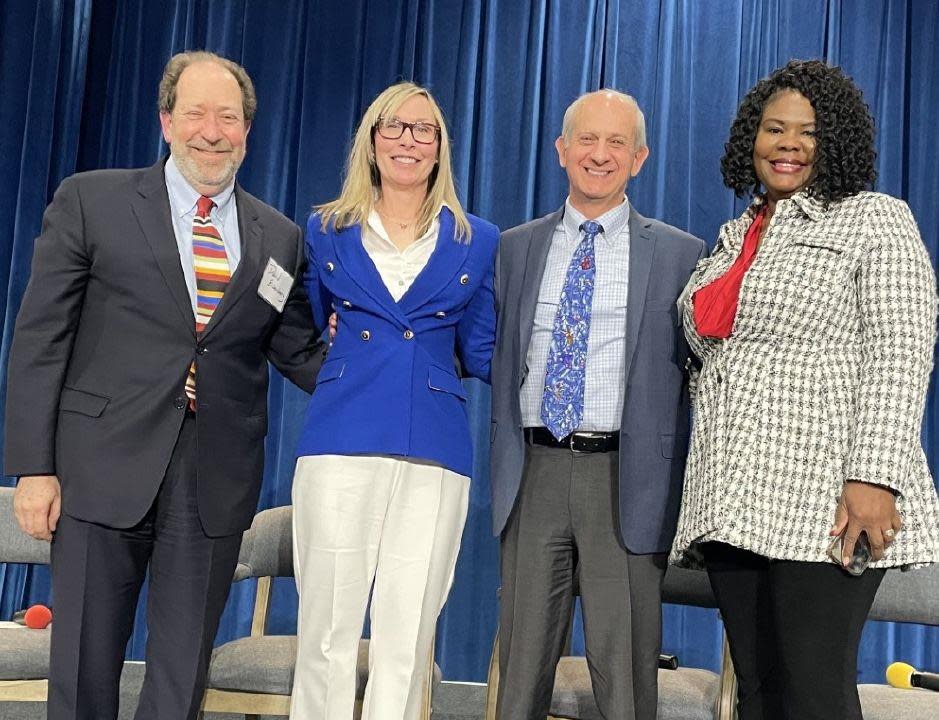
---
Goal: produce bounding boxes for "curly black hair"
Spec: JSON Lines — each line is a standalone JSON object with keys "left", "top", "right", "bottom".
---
{"left": 720, "top": 59, "right": 877, "bottom": 204}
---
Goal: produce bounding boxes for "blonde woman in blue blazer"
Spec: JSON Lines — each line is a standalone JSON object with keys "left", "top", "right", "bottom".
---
{"left": 290, "top": 82, "right": 498, "bottom": 720}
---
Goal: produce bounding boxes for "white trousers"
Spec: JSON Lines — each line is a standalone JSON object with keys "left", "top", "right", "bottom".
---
{"left": 290, "top": 454, "right": 470, "bottom": 720}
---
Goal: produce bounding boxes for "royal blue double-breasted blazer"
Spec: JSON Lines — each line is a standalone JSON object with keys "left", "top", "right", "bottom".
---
{"left": 296, "top": 207, "right": 499, "bottom": 477}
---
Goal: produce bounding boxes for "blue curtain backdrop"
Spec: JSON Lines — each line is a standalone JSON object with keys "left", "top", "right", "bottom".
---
{"left": 1, "top": 0, "right": 937, "bottom": 683}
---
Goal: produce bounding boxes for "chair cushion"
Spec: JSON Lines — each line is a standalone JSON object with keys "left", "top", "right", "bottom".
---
{"left": 207, "top": 634, "right": 299, "bottom": 696}
{"left": 859, "top": 683, "right": 939, "bottom": 720}
{"left": 208, "top": 636, "right": 441, "bottom": 698}
{"left": 550, "top": 657, "right": 718, "bottom": 720}
{"left": 657, "top": 667, "right": 721, "bottom": 720}
{"left": 0, "top": 627, "right": 50, "bottom": 680}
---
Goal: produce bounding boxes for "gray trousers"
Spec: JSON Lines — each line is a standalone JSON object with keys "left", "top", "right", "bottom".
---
{"left": 497, "top": 444, "right": 667, "bottom": 720}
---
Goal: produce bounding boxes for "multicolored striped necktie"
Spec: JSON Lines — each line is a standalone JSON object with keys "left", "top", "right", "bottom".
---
{"left": 184, "top": 195, "right": 231, "bottom": 408}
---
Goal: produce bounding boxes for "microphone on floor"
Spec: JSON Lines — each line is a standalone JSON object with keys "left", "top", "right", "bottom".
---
{"left": 886, "top": 662, "right": 939, "bottom": 692}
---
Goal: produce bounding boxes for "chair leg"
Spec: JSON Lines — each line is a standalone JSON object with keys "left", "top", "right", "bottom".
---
{"left": 484, "top": 626, "right": 500, "bottom": 720}
{"left": 422, "top": 632, "right": 436, "bottom": 719}
{"left": 717, "top": 630, "right": 739, "bottom": 720}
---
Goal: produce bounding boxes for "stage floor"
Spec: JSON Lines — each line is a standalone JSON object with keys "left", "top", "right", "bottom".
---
{"left": 0, "top": 662, "right": 487, "bottom": 720}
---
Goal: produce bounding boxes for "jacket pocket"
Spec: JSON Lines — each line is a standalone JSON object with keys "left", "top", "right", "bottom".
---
{"left": 792, "top": 236, "right": 845, "bottom": 253}
{"left": 428, "top": 365, "right": 466, "bottom": 400}
{"left": 59, "top": 387, "right": 110, "bottom": 417}
{"left": 316, "top": 359, "right": 345, "bottom": 385}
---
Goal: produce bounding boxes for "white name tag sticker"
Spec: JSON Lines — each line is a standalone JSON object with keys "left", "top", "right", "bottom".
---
{"left": 257, "top": 257, "right": 294, "bottom": 313}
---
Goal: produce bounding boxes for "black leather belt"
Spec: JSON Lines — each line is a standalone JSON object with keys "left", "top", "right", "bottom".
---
{"left": 524, "top": 426, "right": 619, "bottom": 453}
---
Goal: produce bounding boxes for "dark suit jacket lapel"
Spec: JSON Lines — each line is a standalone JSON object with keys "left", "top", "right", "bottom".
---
{"left": 132, "top": 160, "right": 195, "bottom": 336}
{"left": 201, "top": 185, "right": 264, "bottom": 341}
{"left": 518, "top": 207, "right": 563, "bottom": 371}
{"left": 331, "top": 223, "right": 410, "bottom": 328}
{"left": 398, "top": 208, "right": 467, "bottom": 315}
{"left": 622, "top": 206, "right": 655, "bottom": 388}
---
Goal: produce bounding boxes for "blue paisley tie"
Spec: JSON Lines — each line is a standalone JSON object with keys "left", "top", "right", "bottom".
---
{"left": 541, "top": 220, "right": 602, "bottom": 440}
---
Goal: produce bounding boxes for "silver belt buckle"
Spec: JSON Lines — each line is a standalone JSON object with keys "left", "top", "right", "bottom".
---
{"left": 570, "top": 431, "right": 602, "bottom": 453}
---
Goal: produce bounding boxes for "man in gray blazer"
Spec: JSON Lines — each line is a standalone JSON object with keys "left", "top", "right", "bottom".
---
{"left": 491, "top": 90, "right": 706, "bottom": 720}
{"left": 4, "top": 52, "right": 324, "bottom": 720}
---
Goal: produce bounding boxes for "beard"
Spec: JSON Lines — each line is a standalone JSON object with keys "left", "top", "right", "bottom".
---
{"left": 173, "top": 142, "right": 243, "bottom": 193}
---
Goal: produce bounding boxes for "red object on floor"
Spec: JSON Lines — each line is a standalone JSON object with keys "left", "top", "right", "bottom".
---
{"left": 24, "top": 604, "right": 52, "bottom": 629}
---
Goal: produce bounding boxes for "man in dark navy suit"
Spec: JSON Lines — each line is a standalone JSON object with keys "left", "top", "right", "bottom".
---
{"left": 4, "top": 51, "right": 324, "bottom": 720}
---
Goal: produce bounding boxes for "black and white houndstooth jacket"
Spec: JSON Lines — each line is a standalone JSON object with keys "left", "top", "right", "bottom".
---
{"left": 670, "top": 191, "right": 939, "bottom": 569}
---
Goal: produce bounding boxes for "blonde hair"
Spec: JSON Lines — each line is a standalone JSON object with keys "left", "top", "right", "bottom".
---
{"left": 317, "top": 82, "right": 472, "bottom": 241}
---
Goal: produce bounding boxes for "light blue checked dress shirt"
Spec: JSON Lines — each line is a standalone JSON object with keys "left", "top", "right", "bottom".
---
{"left": 164, "top": 155, "right": 242, "bottom": 315}
{"left": 520, "top": 197, "right": 631, "bottom": 432}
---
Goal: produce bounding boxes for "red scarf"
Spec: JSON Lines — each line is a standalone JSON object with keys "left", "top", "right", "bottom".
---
{"left": 692, "top": 208, "right": 766, "bottom": 339}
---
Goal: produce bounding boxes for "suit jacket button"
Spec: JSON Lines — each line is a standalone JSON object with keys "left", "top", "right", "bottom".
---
{"left": 459, "top": 273, "right": 469, "bottom": 285}
{"left": 361, "top": 330, "right": 371, "bottom": 341}
{"left": 174, "top": 397, "right": 186, "bottom": 409}
{"left": 435, "top": 311, "right": 446, "bottom": 318}
{"left": 342, "top": 300, "right": 352, "bottom": 308}
{"left": 326, "top": 261, "right": 335, "bottom": 272}
{"left": 196, "top": 346, "right": 208, "bottom": 355}
{"left": 403, "top": 329, "right": 414, "bottom": 340}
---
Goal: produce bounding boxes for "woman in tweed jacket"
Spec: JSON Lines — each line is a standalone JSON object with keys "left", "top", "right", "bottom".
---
{"left": 671, "top": 60, "right": 939, "bottom": 720}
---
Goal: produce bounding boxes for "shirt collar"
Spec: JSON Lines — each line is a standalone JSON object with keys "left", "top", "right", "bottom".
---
{"left": 164, "top": 155, "right": 236, "bottom": 218}
{"left": 561, "top": 196, "right": 631, "bottom": 243}
{"left": 751, "top": 190, "right": 827, "bottom": 223}
{"left": 787, "top": 191, "right": 827, "bottom": 221}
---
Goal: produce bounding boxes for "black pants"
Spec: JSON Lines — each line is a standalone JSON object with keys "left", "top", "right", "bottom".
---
{"left": 701, "top": 542, "right": 884, "bottom": 720}
{"left": 48, "top": 416, "right": 242, "bottom": 720}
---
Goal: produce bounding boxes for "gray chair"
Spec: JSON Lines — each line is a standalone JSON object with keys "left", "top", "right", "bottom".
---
{"left": 536, "top": 564, "right": 939, "bottom": 720}
{"left": 0, "top": 486, "right": 53, "bottom": 705}
{"left": 201, "top": 504, "right": 441, "bottom": 719}
{"left": 858, "top": 564, "right": 939, "bottom": 720}
{"left": 484, "top": 566, "right": 735, "bottom": 720}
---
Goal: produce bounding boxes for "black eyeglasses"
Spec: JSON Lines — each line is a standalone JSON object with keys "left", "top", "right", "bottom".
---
{"left": 375, "top": 117, "right": 440, "bottom": 144}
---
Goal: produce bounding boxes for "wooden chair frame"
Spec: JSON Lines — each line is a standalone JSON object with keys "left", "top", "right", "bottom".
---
{"left": 200, "top": 575, "right": 290, "bottom": 719}
{"left": 484, "top": 621, "right": 739, "bottom": 720}
{"left": 0, "top": 677, "right": 49, "bottom": 703}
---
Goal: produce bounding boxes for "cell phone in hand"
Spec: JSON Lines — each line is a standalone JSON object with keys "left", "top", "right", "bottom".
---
{"left": 827, "top": 530, "right": 872, "bottom": 575}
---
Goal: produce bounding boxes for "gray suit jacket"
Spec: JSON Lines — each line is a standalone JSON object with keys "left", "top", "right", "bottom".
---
{"left": 489, "top": 205, "right": 706, "bottom": 553}
{"left": 4, "top": 159, "right": 325, "bottom": 537}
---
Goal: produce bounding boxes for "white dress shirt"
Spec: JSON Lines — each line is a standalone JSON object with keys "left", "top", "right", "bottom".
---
{"left": 520, "top": 197, "right": 631, "bottom": 431}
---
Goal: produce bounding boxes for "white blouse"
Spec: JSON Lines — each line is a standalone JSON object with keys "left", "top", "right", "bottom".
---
{"left": 363, "top": 208, "right": 440, "bottom": 302}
